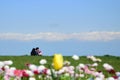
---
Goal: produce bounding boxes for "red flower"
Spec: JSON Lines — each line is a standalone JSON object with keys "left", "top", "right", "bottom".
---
{"left": 33, "top": 70, "right": 39, "bottom": 75}
{"left": 108, "top": 69, "right": 115, "bottom": 74}
{"left": 113, "top": 76, "right": 118, "bottom": 79}
{"left": 42, "top": 68, "right": 48, "bottom": 75}
{"left": 22, "top": 70, "right": 29, "bottom": 77}
{"left": 1, "top": 67, "right": 5, "bottom": 71}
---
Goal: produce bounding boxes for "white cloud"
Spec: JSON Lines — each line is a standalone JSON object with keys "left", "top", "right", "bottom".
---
{"left": 0, "top": 32, "right": 120, "bottom": 41}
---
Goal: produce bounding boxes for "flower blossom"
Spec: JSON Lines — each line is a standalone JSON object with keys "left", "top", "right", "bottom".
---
{"left": 0, "top": 61, "right": 4, "bottom": 68}
{"left": 53, "top": 54, "right": 63, "bottom": 70}
{"left": 14, "top": 70, "right": 23, "bottom": 77}
{"left": 106, "top": 77, "right": 115, "bottom": 80}
{"left": 29, "top": 77, "right": 36, "bottom": 80}
{"left": 39, "top": 59, "right": 47, "bottom": 65}
{"left": 116, "top": 72, "right": 120, "bottom": 77}
{"left": 92, "top": 63, "right": 98, "bottom": 67}
{"left": 37, "top": 65, "right": 45, "bottom": 73}
{"left": 103, "top": 63, "right": 114, "bottom": 71}
{"left": 63, "top": 60, "right": 71, "bottom": 66}
{"left": 29, "top": 64, "right": 38, "bottom": 71}
{"left": 25, "top": 70, "right": 34, "bottom": 77}
{"left": 3, "top": 60, "right": 13, "bottom": 66}
{"left": 72, "top": 55, "right": 79, "bottom": 60}
{"left": 87, "top": 56, "right": 101, "bottom": 62}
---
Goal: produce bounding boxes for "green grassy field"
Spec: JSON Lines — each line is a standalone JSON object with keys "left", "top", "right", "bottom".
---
{"left": 0, "top": 55, "right": 120, "bottom": 80}
{"left": 0, "top": 55, "right": 120, "bottom": 71}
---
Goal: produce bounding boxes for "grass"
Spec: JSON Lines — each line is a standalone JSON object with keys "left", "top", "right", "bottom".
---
{"left": 0, "top": 55, "right": 120, "bottom": 72}
{"left": 0, "top": 55, "right": 120, "bottom": 80}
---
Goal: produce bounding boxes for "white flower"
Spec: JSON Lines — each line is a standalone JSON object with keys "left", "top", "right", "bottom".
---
{"left": 37, "top": 65, "right": 45, "bottom": 73}
{"left": 4, "top": 65, "right": 10, "bottom": 71}
{"left": 78, "top": 63, "right": 85, "bottom": 68}
{"left": 0, "top": 61, "right": 4, "bottom": 68}
{"left": 58, "top": 68, "right": 65, "bottom": 74}
{"left": 29, "top": 77, "right": 36, "bottom": 80}
{"left": 62, "top": 67, "right": 69, "bottom": 72}
{"left": 46, "top": 69, "right": 51, "bottom": 75}
{"left": 90, "top": 68, "right": 96, "bottom": 71}
{"left": 118, "top": 77, "right": 120, "bottom": 80}
{"left": 4, "top": 60, "right": 13, "bottom": 65}
{"left": 69, "top": 66, "right": 75, "bottom": 70}
{"left": 39, "top": 59, "right": 47, "bottom": 65}
{"left": 116, "top": 72, "right": 120, "bottom": 77}
{"left": 38, "top": 75, "right": 42, "bottom": 79}
{"left": 75, "top": 73, "right": 79, "bottom": 77}
{"left": 72, "top": 55, "right": 79, "bottom": 60}
{"left": 46, "top": 75, "right": 52, "bottom": 79}
{"left": 90, "top": 56, "right": 97, "bottom": 62}
{"left": 94, "top": 77, "right": 103, "bottom": 80}
{"left": 99, "top": 74, "right": 105, "bottom": 79}
{"left": 92, "top": 63, "right": 98, "bottom": 67}
{"left": 69, "top": 70, "right": 74, "bottom": 74}
{"left": 79, "top": 74, "right": 84, "bottom": 77}
{"left": 103, "top": 63, "right": 113, "bottom": 70}
{"left": 10, "top": 67, "right": 16, "bottom": 70}
{"left": 96, "top": 58, "right": 102, "bottom": 62}
{"left": 25, "top": 70, "right": 34, "bottom": 76}
{"left": 14, "top": 77, "right": 21, "bottom": 80}
{"left": 64, "top": 73, "right": 70, "bottom": 76}
{"left": 29, "top": 64, "right": 38, "bottom": 71}
{"left": 63, "top": 61, "right": 71, "bottom": 66}
{"left": 87, "top": 56, "right": 101, "bottom": 62}
{"left": 106, "top": 77, "right": 115, "bottom": 80}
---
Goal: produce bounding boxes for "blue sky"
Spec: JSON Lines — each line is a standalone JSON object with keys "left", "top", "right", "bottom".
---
{"left": 0, "top": 0, "right": 120, "bottom": 56}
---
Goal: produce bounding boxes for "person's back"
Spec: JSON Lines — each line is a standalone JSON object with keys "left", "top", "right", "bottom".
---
{"left": 30, "top": 48, "right": 37, "bottom": 56}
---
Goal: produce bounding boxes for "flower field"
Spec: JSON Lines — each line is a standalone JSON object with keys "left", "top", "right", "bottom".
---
{"left": 0, "top": 55, "right": 120, "bottom": 80}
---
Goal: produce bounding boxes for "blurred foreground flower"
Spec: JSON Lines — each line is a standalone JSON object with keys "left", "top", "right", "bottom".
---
{"left": 63, "top": 60, "right": 71, "bottom": 66}
{"left": 87, "top": 56, "right": 102, "bottom": 62}
{"left": 53, "top": 54, "right": 63, "bottom": 70}
{"left": 29, "top": 77, "right": 36, "bottom": 80}
{"left": 4, "top": 60, "right": 13, "bottom": 66}
{"left": 1, "top": 55, "right": 120, "bottom": 80}
{"left": 72, "top": 55, "right": 79, "bottom": 60}
{"left": 40, "top": 59, "right": 47, "bottom": 65}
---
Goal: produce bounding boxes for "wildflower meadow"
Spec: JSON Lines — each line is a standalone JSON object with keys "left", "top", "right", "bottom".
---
{"left": 0, "top": 55, "right": 120, "bottom": 80}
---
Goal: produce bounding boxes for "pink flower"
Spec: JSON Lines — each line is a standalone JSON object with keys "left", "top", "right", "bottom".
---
{"left": 4, "top": 75, "right": 10, "bottom": 80}
{"left": 84, "top": 66, "right": 93, "bottom": 74}
{"left": 14, "top": 70, "right": 23, "bottom": 77}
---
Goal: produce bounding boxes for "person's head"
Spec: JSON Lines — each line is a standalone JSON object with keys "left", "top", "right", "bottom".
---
{"left": 36, "top": 47, "right": 39, "bottom": 50}
{"left": 33, "top": 48, "right": 36, "bottom": 50}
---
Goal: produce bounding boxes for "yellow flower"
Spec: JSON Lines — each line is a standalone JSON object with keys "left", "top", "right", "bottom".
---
{"left": 53, "top": 54, "right": 63, "bottom": 70}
